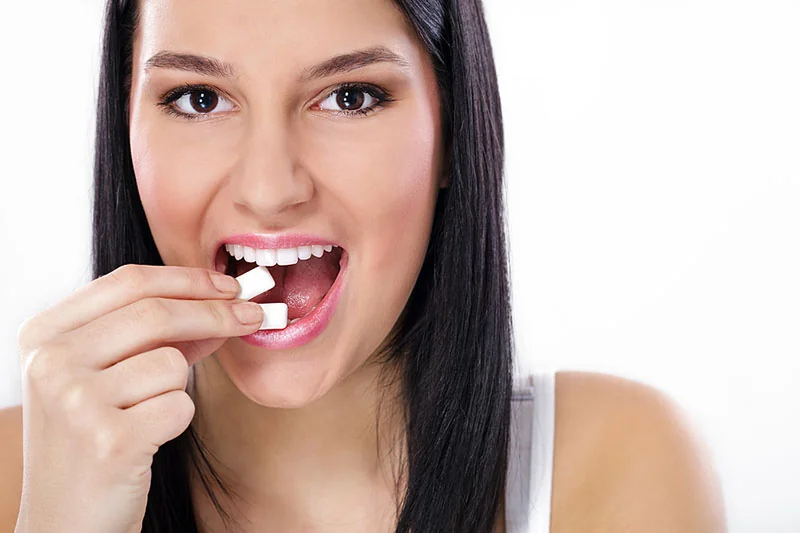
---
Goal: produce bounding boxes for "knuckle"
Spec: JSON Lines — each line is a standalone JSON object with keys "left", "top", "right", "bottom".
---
{"left": 92, "top": 424, "right": 129, "bottom": 462}
{"left": 22, "top": 344, "right": 78, "bottom": 407}
{"left": 23, "top": 344, "right": 60, "bottom": 385}
{"left": 172, "top": 390, "right": 196, "bottom": 422}
{"left": 16, "top": 315, "right": 40, "bottom": 352}
{"left": 61, "top": 380, "right": 92, "bottom": 416}
{"left": 130, "top": 298, "right": 171, "bottom": 332}
{"left": 159, "top": 346, "right": 189, "bottom": 378}
{"left": 109, "top": 264, "right": 147, "bottom": 296}
{"left": 208, "top": 300, "right": 236, "bottom": 330}
{"left": 190, "top": 268, "right": 213, "bottom": 293}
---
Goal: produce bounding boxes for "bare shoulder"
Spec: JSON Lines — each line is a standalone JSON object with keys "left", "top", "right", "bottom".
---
{"left": 0, "top": 404, "right": 23, "bottom": 530}
{"left": 550, "top": 371, "right": 727, "bottom": 533}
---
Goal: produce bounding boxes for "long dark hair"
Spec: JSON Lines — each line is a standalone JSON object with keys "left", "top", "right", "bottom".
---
{"left": 93, "top": 0, "right": 513, "bottom": 531}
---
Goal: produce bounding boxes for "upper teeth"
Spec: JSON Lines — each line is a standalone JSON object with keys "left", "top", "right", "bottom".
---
{"left": 225, "top": 243, "right": 337, "bottom": 267}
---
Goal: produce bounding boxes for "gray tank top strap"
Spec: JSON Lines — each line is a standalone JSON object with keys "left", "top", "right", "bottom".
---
{"left": 505, "top": 370, "right": 556, "bottom": 533}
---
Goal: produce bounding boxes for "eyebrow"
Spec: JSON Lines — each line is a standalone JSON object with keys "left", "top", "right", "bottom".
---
{"left": 143, "top": 45, "right": 411, "bottom": 82}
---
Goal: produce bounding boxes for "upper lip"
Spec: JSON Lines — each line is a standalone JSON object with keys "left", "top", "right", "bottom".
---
{"left": 212, "top": 232, "right": 342, "bottom": 266}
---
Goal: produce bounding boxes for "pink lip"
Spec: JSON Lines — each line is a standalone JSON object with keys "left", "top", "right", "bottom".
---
{"left": 238, "top": 248, "right": 349, "bottom": 349}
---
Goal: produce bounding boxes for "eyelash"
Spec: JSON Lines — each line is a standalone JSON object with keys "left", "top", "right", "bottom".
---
{"left": 156, "top": 82, "right": 395, "bottom": 121}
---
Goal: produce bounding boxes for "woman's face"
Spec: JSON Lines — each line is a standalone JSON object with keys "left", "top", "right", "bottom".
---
{"left": 128, "top": 0, "right": 446, "bottom": 407}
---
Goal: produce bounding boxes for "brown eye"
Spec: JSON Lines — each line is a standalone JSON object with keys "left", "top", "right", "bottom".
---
{"left": 168, "top": 87, "right": 235, "bottom": 118}
{"left": 189, "top": 89, "right": 219, "bottom": 112}
{"left": 336, "top": 88, "right": 365, "bottom": 111}
{"left": 318, "top": 84, "right": 386, "bottom": 116}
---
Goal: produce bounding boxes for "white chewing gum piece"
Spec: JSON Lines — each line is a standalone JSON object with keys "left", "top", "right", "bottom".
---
{"left": 258, "top": 303, "right": 288, "bottom": 330}
{"left": 235, "top": 266, "right": 276, "bottom": 301}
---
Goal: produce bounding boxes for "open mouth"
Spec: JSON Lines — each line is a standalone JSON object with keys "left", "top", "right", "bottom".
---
{"left": 214, "top": 243, "right": 345, "bottom": 324}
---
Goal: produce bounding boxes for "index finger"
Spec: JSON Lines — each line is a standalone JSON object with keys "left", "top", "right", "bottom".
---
{"left": 18, "top": 264, "right": 240, "bottom": 351}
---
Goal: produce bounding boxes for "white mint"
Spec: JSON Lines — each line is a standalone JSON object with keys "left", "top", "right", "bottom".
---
{"left": 259, "top": 303, "right": 288, "bottom": 330}
{"left": 235, "top": 266, "right": 276, "bottom": 301}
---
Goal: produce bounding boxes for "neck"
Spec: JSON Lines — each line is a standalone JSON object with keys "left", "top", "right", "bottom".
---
{"left": 188, "top": 354, "right": 407, "bottom": 531}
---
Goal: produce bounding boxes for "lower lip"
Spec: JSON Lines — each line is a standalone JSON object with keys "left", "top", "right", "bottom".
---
{"left": 238, "top": 250, "right": 349, "bottom": 350}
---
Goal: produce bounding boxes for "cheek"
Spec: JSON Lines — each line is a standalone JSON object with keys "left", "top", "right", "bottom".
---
{"left": 370, "top": 139, "right": 437, "bottom": 259}
{"left": 370, "top": 124, "right": 439, "bottom": 270}
{"left": 130, "top": 120, "right": 219, "bottom": 261}
{"left": 316, "top": 112, "right": 440, "bottom": 306}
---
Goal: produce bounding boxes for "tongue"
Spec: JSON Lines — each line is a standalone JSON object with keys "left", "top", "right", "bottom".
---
{"left": 240, "top": 251, "right": 340, "bottom": 320}
{"left": 281, "top": 254, "right": 340, "bottom": 319}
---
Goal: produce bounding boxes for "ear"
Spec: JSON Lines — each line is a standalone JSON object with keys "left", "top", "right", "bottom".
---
{"left": 439, "top": 172, "right": 450, "bottom": 189}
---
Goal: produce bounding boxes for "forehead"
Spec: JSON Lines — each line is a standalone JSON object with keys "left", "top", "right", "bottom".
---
{"left": 133, "top": 0, "right": 422, "bottom": 79}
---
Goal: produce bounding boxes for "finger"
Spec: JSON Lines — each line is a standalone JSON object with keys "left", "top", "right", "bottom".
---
{"left": 59, "top": 297, "right": 262, "bottom": 369}
{"left": 17, "top": 265, "right": 240, "bottom": 352}
{"left": 123, "top": 389, "right": 196, "bottom": 449}
{"left": 99, "top": 346, "right": 190, "bottom": 409}
{"left": 99, "top": 339, "right": 228, "bottom": 410}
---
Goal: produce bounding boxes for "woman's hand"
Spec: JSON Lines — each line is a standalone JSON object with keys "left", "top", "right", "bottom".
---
{"left": 13, "top": 264, "right": 262, "bottom": 533}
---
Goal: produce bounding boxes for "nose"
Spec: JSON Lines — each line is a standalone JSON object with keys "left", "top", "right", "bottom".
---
{"left": 230, "top": 116, "right": 314, "bottom": 218}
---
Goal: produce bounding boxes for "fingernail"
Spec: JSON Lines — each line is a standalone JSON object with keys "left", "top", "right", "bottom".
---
{"left": 232, "top": 302, "right": 263, "bottom": 324}
{"left": 211, "top": 273, "right": 240, "bottom": 294}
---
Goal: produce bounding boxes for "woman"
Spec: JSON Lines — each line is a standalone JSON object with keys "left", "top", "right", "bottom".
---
{"left": 1, "top": 0, "right": 725, "bottom": 531}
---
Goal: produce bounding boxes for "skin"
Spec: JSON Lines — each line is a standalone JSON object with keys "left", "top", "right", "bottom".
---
{"left": 1, "top": 0, "right": 727, "bottom": 531}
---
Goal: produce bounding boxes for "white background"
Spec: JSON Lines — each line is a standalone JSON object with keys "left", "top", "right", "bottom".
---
{"left": 1, "top": 1, "right": 798, "bottom": 531}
